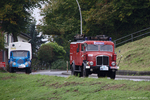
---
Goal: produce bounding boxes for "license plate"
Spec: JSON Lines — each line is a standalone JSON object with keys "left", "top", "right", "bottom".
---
{"left": 100, "top": 66, "right": 108, "bottom": 71}
{"left": 18, "top": 64, "right": 25, "bottom": 68}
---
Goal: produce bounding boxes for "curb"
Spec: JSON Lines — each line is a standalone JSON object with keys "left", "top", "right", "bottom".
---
{"left": 116, "top": 70, "right": 150, "bottom": 75}
{"left": 62, "top": 70, "right": 150, "bottom": 76}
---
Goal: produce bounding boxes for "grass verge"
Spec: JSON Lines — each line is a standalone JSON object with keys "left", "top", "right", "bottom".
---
{"left": 0, "top": 72, "right": 150, "bottom": 100}
{"left": 116, "top": 36, "right": 150, "bottom": 71}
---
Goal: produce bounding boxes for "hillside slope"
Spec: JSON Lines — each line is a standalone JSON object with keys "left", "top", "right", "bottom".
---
{"left": 115, "top": 36, "right": 150, "bottom": 71}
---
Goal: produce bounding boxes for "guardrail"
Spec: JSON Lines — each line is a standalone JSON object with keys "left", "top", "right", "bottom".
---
{"left": 114, "top": 27, "right": 150, "bottom": 48}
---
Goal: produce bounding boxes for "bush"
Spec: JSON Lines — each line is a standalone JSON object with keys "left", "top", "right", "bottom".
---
{"left": 38, "top": 42, "right": 66, "bottom": 66}
{"left": 51, "top": 59, "right": 69, "bottom": 70}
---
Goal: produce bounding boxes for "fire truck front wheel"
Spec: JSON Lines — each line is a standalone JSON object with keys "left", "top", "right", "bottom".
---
{"left": 83, "top": 65, "right": 89, "bottom": 77}
{"left": 110, "top": 70, "right": 116, "bottom": 79}
{"left": 71, "top": 64, "right": 76, "bottom": 76}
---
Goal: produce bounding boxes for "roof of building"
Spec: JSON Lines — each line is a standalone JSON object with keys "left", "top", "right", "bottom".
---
{"left": 19, "top": 32, "right": 31, "bottom": 39}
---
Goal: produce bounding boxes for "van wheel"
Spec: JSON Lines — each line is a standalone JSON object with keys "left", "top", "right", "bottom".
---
{"left": 26, "top": 67, "right": 31, "bottom": 74}
{"left": 9, "top": 64, "right": 15, "bottom": 73}
{"left": 9, "top": 67, "right": 14, "bottom": 73}
{"left": 110, "top": 70, "right": 116, "bottom": 79}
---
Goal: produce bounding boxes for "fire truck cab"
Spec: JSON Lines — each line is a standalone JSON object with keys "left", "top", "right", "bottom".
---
{"left": 70, "top": 35, "right": 119, "bottom": 79}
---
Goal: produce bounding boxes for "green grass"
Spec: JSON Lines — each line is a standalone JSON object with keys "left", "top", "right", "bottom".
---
{"left": 116, "top": 36, "right": 150, "bottom": 71}
{"left": 0, "top": 72, "right": 150, "bottom": 100}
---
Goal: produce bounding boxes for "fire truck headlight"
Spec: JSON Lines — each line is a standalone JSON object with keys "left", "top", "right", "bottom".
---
{"left": 86, "top": 62, "right": 89, "bottom": 65}
{"left": 111, "top": 62, "right": 116, "bottom": 66}
{"left": 90, "top": 61, "right": 93, "bottom": 66}
{"left": 13, "top": 62, "right": 16, "bottom": 65}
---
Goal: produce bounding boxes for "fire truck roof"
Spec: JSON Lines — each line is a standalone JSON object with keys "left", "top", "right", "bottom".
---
{"left": 71, "top": 34, "right": 114, "bottom": 45}
{"left": 70, "top": 40, "right": 114, "bottom": 45}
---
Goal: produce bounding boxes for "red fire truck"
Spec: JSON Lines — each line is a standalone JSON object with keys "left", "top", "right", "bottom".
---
{"left": 70, "top": 35, "right": 119, "bottom": 79}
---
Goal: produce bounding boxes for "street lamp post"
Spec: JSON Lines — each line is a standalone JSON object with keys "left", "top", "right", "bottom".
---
{"left": 75, "top": 0, "right": 82, "bottom": 35}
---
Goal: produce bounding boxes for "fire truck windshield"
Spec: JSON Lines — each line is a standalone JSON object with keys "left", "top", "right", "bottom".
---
{"left": 86, "top": 44, "right": 98, "bottom": 51}
{"left": 100, "top": 45, "right": 113, "bottom": 52}
{"left": 86, "top": 44, "right": 113, "bottom": 52}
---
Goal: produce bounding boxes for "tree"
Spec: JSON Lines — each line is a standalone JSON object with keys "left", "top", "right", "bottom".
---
{"left": 26, "top": 22, "right": 46, "bottom": 58}
{"left": 0, "top": 0, "right": 47, "bottom": 41}
{"left": 85, "top": 0, "right": 150, "bottom": 39}
{"left": 40, "top": 0, "right": 98, "bottom": 61}
{"left": 0, "top": 33, "right": 4, "bottom": 49}
{"left": 40, "top": 0, "right": 150, "bottom": 61}
{"left": 38, "top": 42, "right": 66, "bottom": 67}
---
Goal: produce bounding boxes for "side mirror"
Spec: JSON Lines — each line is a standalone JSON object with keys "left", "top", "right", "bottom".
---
{"left": 84, "top": 43, "right": 87, "bottom": 47}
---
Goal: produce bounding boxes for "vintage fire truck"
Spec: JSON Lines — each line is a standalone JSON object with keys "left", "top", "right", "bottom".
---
{"left": 70, "top": 35, "right": 119, "bottom": 79}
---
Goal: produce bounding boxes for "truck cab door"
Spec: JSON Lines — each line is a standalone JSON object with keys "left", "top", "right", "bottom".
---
{"left": 76, "top": 43, "right": 84, "bottom": 66}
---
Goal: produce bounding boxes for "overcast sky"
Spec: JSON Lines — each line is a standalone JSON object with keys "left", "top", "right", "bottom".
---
{"left": 32, "top": 3, "right": 45, "bottom": 25}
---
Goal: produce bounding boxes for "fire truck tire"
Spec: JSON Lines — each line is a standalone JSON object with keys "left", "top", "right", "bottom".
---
{"left": 25, "top": 67, "right": 31, "bottom": 74}
{"left": 83, "top": 66, "right": 89, "bottom": 77}
{"left": 110, "top": 70, "right": 116, "bottom": 79}
{"left": 71, "top": 64, "right": 76, "bottom": 76}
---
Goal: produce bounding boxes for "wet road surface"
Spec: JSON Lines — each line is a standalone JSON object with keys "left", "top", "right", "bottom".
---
{"left": 31, "top": 70, "right": 150, "bottom": 81}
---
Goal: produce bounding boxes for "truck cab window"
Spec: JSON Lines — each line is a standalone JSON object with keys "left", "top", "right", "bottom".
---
{"left": 77, "top": 44, "right": 80, "bottom": 52}
{"left": 81, "top": 44, "right": 84, "bottom": 51}
{"left": 86, "top": 44, "right": 98, "bottom": 51}
{"left": 100, "top": 45, "right": 113, "bottom": 52}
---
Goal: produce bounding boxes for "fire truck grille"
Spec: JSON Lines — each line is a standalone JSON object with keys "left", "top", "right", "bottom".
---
{"left": 97, "top": 56, "right": 109, "bottom": 66}
{"left": 17, "top": 59, "right": 24, "bottom": 64}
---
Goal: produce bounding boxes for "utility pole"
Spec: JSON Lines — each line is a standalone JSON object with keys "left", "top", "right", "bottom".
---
{"left": 75, "top": 0, "right": 82, "bottom": 35}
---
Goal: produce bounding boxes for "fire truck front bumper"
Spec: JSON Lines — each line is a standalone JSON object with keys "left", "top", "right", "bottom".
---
{"left": 110, "top": 66, "right": 119, "bottom": 70}
{"left": 85, "top": 66, "right": 119, "bottom": 71}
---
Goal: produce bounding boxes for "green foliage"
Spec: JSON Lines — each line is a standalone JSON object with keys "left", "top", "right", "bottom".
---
{"left": 41, "top": 0, "right": 150, "bottom": 40}
{"left": 26, "top": 22, "right": 46, "bottom": 58}
{"left": 38, "top": 42, "right": 66, "bottom": 66}
{"left": 40, "top": 0, "right": 150, "bottom": 61}
{"left": 47, "top": 42, "right": 66, "bottom": 59}
{"left": 0, "top": 33, "right": 4, "bottom": 49}
{"left": 116, "top": 36, "right": 150, "bottom": 71}
{"left": 51, "top": 59, "right": 69, "bottom": 70}
{"left": 0, "top": 0, "right": 47, "bottom": 41}
{"left": 38, "top": 43, "right": 54, "bottom": 65}
{"left": 0, "top": 73, "right": 150, "bottom": 100}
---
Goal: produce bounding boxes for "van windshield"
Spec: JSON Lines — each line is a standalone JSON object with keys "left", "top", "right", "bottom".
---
{"left": 12, "top": 51, "right": 28, "bottom": 57}
{"left": 86, "top": 44, "right": 113, "bottom": 52}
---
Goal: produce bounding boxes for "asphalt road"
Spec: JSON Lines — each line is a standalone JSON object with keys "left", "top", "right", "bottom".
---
{"left": 31, "top": 70, "right": 150, "bottom": 81}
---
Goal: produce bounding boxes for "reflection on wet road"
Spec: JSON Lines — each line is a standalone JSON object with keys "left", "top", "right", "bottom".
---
{"left": 31, "top": 70, "right": 150, "bottom": 81}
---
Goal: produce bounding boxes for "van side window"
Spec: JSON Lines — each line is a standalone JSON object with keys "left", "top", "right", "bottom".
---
{"left": 28, "top": 51, "right": 30, "bottom": 58}
{"left": 10, "top": 52, "right": 12, "bottom": 57}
